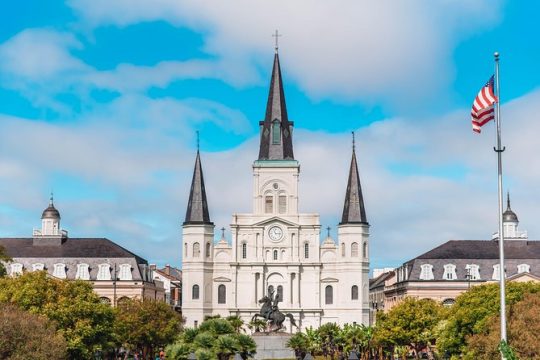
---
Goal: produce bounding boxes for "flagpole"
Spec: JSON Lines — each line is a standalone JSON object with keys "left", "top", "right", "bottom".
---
{"left": 494, "top": 51, "right": 507, "bottom": 347}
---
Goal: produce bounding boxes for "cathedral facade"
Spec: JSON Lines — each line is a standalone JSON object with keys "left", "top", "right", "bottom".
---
{"left": 181, "top": 52, "right": 370, "bottom": 330}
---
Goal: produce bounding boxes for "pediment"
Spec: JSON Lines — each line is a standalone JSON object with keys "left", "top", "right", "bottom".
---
{"left": 508, "top": 272, "right": 540, "bottom": 283}
{"left": 321, "top": 277, "right": 339, "bottom": 283}
{"left": 213, "top": 276, "right": 232, "bottom": 282}
{"left": 253, "top": 216, "right": 298, "bottom": 227}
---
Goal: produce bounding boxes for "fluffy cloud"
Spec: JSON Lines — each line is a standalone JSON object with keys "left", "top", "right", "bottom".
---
{"left": 68, "top": 0, "right": 502, "bottom": 104}
{"left": 1, "top": 88, "right": 539, "bottom": 267}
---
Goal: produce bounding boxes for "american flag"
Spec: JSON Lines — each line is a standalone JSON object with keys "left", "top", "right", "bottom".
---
{"left": 471, "top": 76, "right": 498, "bottom": 133}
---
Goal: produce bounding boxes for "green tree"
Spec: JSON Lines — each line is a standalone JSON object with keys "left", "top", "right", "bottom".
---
{"left": 0, "top": 303, "right": 68, "bottom": 360}
{"left": 166, "top": 317, "right": 257, "bottom": 360}
{"left": 318, "top": 322, "right": 344, "bottom": 359}
{"left": 226, "top": 315, "right": 245, "bottom": 333}
{"left": 0, "top": 245, "right": 11, "bottom": 277}
{"left": 0, "top": 271, "right": 115, "bottom": 359}
{"left": 114, "top": 298, "right": 183, "bottom": 358}
{"left": 247, "top": 318, "right": 267, "bottom": 333}
{"left": 466, "top": 292, "right": 540, "bottom": 359}
{"left": 286, "top": 332, "right": 309, "bottom": 359}
{"left": 373, "top": 297, "right": 443, "bottom": 359}
{"left": 437, "top": 281, "right": 540, "bottom": 357}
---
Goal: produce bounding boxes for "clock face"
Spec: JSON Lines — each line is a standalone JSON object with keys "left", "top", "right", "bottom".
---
{"left": 268, "top": 226, "right": 284, "bottom": 241}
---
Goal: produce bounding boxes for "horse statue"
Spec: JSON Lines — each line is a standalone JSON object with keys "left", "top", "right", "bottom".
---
{"left": 251, "top": 289, "right": 297, "bottom": 332}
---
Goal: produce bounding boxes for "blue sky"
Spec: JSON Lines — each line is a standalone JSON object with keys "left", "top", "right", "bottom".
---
{"left": 1, "top": 0, "right": 540, "bottom": 269}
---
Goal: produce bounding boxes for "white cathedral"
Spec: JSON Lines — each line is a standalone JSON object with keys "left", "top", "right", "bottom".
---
{"left": 181, "top": 51, "right": 370, "bottom": 330}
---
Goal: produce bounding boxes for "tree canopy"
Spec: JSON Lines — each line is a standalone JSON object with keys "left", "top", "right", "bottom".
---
{"left": 114, "top": 298, "right": 183, "bottom": 358}
{"left": 0, "top": 303, "right": 68, "bottom": 360}
{"left": 437, "top": 281, "right": 540, "bottom": 357}
{"left": 0, "top": 271, "right": 115, "bottom": 359}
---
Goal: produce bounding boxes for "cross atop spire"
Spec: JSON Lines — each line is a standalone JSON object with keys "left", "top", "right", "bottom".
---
{"left": 272, "top": 30, "right": 282, "bottom": 53}
{"left": 49, "top": 191, "right": 54, "bottom": 206}
{"left": 327, "top": 226, "right": 331, "bottom": 238}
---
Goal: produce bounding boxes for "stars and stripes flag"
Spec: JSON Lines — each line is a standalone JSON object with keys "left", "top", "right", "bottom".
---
{"left": 471, "top": 75, "right": 498, "bottom": 133}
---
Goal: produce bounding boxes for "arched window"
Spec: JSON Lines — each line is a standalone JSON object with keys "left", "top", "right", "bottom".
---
{"left": 419, "top": 264, "right": 434, "bottom": 280}
{"left": 442, "top": 298, "right": 455, "bottom": 307}
{"left": 193, "top": 242, "right": 200, "bottom": 257}
{"left": 32, "top": 263, "right": 45, "bottom": 271}
{"left": 192, "top": 284, "right": 200, "bottom": 300}
{"left": 10, "top": 263, "right": 23, "bottom": 276}
{"left": 363, "top": 242, "right": 368, "bottom": 258}
{"left": 268, "top": 285, "right": 274, "bottom": 296}
{"left": 97, "top": 264, "right": 111, "bottom": 280}
{"left": 443, "top": 264, "right": 457, "bottom": 280}
{"left": 265, "top": 196, "right": 273, "bottom": 213}
{"left": 303, "top": 242, "right": 309, "bottom": 259}
{"left": 273, "top": 250, "right": 278, "bottom": 260}
{"left": 351, "top": 242, "right": 359, "bottom": 257}
{"left": 351, "top": 285, "right": 359, "bottom": 300}
{"left": 272, "top": 120, "right": 281, "bottom": 144}
{"left": 242, "top": 243, "right": 247, "bottom": 259}
{"left": 117, "top": 296, "right": 130, "bottom": 306}
{"left": 75, "top": 263, "right": 90, "bottom": 280}
{"left": 341, "top": 243, "right": 345, "bottom": 257}
{"left": 278, "top": 195, "right": 287, "bottom": 214}
{"left": 466, "top": 264, "right": 481, "bottom": 280}
{"left": 206, "top": 242, "right": 211, "bottom": 258}
{"left": 218, "top": 284, "right": 226, "bottom": 304}
{"left": 118, "top": 264, "right": 132, "bottom": 281}
{"left": 53, "top": 263, "right": 67, "bottom": 279}
{"left": 277, "top": 285, "right": 283, "bottom": 302}
{"left": 100, "top": 297, "right": 112, "bottom": 305}
{"left": 325, "top": 285, "right": 333, "bottom": 305}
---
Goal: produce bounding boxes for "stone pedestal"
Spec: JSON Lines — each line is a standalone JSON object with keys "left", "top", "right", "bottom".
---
{"left": 252, "top": 332, "right": 295, "bottom": 360}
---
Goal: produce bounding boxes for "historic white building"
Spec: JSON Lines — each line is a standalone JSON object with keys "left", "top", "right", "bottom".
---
{"left": 181, "top": 51, "right": 370, "bottom": 330}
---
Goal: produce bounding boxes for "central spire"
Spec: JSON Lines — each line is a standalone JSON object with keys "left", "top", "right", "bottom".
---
{"left": 257, "top": 51, "right": 294, "bottom": 161}
{"left": 184, "top": 150, "right": 212, "bottom": 225}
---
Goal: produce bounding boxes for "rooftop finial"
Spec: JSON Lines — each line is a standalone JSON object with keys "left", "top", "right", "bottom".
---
{"left": 507, "top": 191, "right": 511, "bottom": 209}
{"left": 352, "top": 131, "right": 356, "bottom": 152}
{"left": 221, "top": 227, "right": 226, "bottom": 238}
{"left": 327, "top": 226, "right": 331, "bottom": 238}
{"left": 49, "top": 191, "right": 54, "bottom": 205}
{"left": 196, "top": 131, "right": 200, "bottom": 152}
{"left": 272, "top": 29, "right": 282, "bottom": 54}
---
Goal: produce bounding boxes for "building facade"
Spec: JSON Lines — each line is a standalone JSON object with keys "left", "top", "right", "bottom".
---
{"left": 181, "top": 51, "right": 370, "bottom": 330}
{"left": 0, "top": 197, "right": 165, "bottom": 305}
{"left": 371, "top": 195, "right": 540, "bottom": 316}
{"left": 152, "top": 264, "right": 182, "bottom": 310}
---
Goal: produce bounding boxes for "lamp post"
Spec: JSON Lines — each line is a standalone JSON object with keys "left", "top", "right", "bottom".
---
{"left": 465, "top": 267, "right": 471, "bottom": 290}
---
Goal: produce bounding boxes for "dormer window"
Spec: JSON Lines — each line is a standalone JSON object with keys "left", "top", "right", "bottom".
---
{"left": 97, "top": 264, "right": 111, "bottom": 280}
{"left": 32, "top": 263, "right": 45, "bottom": 271}
{"left": 10, "top": 263, "right": 23, "bottom": 276}
{"left": 517, "top": 264, "right": 530, "bottom": 274}
{"left": 466, "top": 264, "right": 481, "bottom": 280}
{"left": 75, "top": 263, "right": 90, "bottom": 280}
{"left": 53, "top": 263, "right": 67, "bottom": 279}
{"left": 492, "top": 264, "right": 501, "bottom": 280}
{"left": 118, "top": 264, "right": 132, "bottom": 280}
{"left": 272, "top": 120, "right": 281, "bottom": 145}
{"left": 443, "top": 264, "right": 457, "bottom": 280}
{"left": 419, "top": 264, "right": 434, "bottom": 280}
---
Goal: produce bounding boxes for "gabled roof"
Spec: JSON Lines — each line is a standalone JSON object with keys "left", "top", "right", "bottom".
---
{"left": 184, "top": 151, "right": 213, "bottom": 225}
{"left": 0, "top": 237, "right": 147, "bottom": 264}
{"left": 257, "top": 53, "right": 295, "bottom": 161}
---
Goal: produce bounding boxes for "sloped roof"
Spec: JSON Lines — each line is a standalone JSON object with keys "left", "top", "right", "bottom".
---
{"left": 414, "top": 240, "right": 540, "bottom": 260}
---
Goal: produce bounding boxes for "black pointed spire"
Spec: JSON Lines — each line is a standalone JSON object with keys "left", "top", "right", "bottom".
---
{"left": 258, "top": 52, "right": 294, "bottom": 160}
{"left": 184, "top": 150, "right": 213, "bottom": 225}
{"left": 340, "top": 132, "right": 368, "bottom": 225}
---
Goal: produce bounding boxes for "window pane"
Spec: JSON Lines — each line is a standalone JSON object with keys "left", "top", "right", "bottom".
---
{"left": 218, "top": 284, "right": 226, "bottom": 304}
{"left": 278, "top": 195, "right": 287, "bottom": 214}
{"left": 272, "top": 120, "right": 281, "bottom": 145}
{"left": 242, "top": 243, "right": 247, "bottom": 259}
{"left": 351, "top": 242, "right": 359, "bottom": 257}
{"left": 351, "top": 285, "right": 358, "bottom": 300}
{"left": 193, "top": 285, "right": 199, "bottom": 300}
{"left": 265, "top": 196, "right": 273, "bottom": 213}
{"left": 325, "top": 285, "right": 333, "bottom": 305}
{"left": 304, "top": 243, "right": 309, "bottom": 259}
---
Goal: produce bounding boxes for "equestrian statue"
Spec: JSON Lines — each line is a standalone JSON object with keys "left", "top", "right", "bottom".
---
{"left": 251, "top": 288, "right": 298, "bottom": 332}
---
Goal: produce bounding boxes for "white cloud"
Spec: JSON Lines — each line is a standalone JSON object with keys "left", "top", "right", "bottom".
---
{"left": 4, "top": 87, "right": 538, "bottom": 267}
{"left": 68, "top": 0, "right": 503, "bottom": 105}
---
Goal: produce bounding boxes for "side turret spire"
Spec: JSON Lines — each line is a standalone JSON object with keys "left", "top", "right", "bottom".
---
{"left": 340, "top": 132, "right": 368, "bottom": 225}
{"left": 184, "top": 148, "right": 213, "bottom": 225}
{"left": 257, "top": 48, "right": 294, "bottom": 161}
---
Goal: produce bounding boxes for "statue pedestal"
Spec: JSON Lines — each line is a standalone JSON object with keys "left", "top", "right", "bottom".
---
{"left": 252, "top": 332, "right": 295, "bottom": 360}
